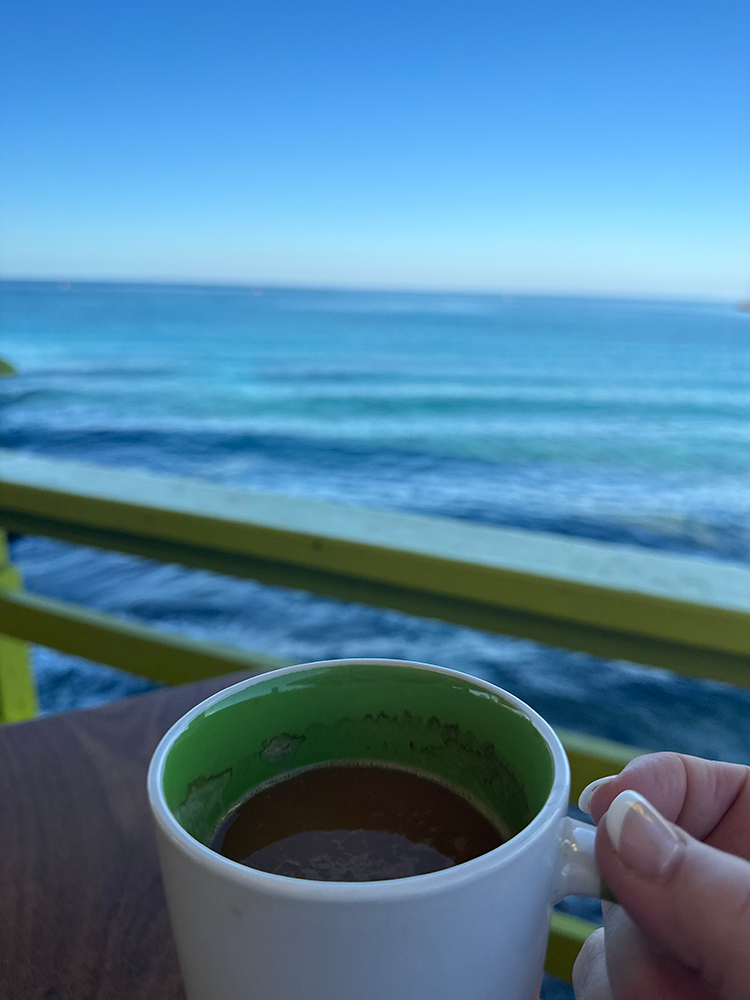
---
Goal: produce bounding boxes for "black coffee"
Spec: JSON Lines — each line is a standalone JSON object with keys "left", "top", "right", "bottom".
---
{"left": 211, "top": 763, "right": 505, "bottom": 881}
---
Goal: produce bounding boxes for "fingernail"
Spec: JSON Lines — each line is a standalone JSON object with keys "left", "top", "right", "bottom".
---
{"left": 578, "top": 775, "right": 617, "bottom": 814}
{"left": 605, "top": 790, "right": 683, "bottom": 878}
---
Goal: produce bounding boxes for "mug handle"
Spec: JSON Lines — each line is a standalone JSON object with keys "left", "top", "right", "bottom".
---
{"left": 551, "top": 817, "right": 614, "bottom": 902}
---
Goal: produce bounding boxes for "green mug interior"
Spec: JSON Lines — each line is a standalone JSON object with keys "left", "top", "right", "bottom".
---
{"left": 162, "top": 662, "right": 556, "bottom": 848}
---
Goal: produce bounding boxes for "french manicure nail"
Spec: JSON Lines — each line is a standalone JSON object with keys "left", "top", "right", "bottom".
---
{"left": 605, "top": 790, "right": 683, "bottom": 878}
{"left": 578, "top": 775, "right": 616, "bottom": 814}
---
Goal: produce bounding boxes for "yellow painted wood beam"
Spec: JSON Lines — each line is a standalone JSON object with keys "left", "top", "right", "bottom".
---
{"left": 0, "top": 562, "right": 38, "bottom": 723}
{"left": 0, "top": 586, "right": 640, "bottom": 795}
{"left": 547, "top": 911, "right": 597, "bottom": 982}
{"left": 556, "top": 727, "right": 641, "bottom": 802}
{"left": 0, "top": 450, "right": 748, "bottom": 684}
{"left": 0, "top": 587, "right": 286, "bottom": 688}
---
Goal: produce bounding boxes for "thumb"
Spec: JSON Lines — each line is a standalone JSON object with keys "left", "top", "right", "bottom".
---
{"left": 597, "top": 789, "right": 750, "bottom": 1000}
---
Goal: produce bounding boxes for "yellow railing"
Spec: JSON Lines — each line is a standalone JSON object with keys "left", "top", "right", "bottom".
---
{"left": 0, "top": 538, "right": 37, "bottom": 721}
{"left": 1, "top": 360, "right": 749, "bottom": 980}
{"left": 1, "top": 449, "right": 747, "bottom": 692}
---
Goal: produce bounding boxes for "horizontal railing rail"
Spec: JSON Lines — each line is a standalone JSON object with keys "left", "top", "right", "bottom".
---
{"left": 2, "top": 446, "right": 747, "bottom": 981}
{"left": 0, "top": 585, "right": 642, "bottom": 799}
{"left": 2, "top": 450, "right": 749, "bottom": 684}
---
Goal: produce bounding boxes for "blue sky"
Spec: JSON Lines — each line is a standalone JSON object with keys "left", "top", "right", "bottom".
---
{"left": 1, "top": 0, "right": 748, "bottom": 297}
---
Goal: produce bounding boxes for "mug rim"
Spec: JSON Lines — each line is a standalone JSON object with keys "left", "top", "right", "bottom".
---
{"left": 147, "top": 658, "right": 571, "bottom": 900}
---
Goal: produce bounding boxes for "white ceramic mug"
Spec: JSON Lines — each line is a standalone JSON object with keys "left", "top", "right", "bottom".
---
{"left": 148, "top": 659, "right": 601, "bottom": 1000}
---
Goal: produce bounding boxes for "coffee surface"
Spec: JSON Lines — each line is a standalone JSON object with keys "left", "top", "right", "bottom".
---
{"left": 212, "top": 763, "right": 505, "bottom": 881}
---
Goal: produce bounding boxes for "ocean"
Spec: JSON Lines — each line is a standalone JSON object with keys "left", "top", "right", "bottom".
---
{"left": 2, "top": 280, "right": 749, "bottom": 996}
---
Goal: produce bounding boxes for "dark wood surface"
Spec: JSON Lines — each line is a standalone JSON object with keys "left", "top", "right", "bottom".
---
{"left": 0, "top": 673, "right": 250, "bottom": 1000}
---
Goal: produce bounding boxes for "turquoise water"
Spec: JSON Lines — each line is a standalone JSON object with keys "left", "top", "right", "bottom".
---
{"left": 2, "top": 281, "right": 749, "bottom": 997}
{"left": 2, "top": 281, "right": 749, "bottom": 754}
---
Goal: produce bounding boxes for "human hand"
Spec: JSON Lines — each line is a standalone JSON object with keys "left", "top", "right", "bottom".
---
{"left": 572, "top": 752, "right": 750, "bottom": 1000}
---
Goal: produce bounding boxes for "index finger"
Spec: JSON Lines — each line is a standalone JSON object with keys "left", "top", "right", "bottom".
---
{"left": 587, "top": 752, "right": 750, "bottom": 858}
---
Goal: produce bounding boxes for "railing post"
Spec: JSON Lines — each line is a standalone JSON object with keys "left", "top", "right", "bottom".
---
{"left": 0, "top": 529, "right": 38, "bottom": 722}
{"left": 0, "top": 531, "right": 38, "bottom": 725}
{"left": 0, "top": 357, "right": 38, "bottom": 722}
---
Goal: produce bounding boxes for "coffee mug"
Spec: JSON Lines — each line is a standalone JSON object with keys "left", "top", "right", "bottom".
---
{"left": 147, "top": 659, "right": 602, "bottom": 1000}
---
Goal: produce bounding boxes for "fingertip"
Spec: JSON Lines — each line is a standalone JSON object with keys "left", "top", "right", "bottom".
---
{"left": 604, "top": 789, "right": 683, "bottom": 876}
{"left": 604, "top": 789, "right": 644, "bottom": 852}
{"left": 578, "top": 774, "right": 617, "bottom": 815}
{"left": 572, "top": 927, "right": 612, "bottom": 1000}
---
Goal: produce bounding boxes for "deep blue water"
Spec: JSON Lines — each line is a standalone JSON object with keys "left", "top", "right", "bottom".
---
{"left": 2, "top": 281, "right": 749, "bottom": 997}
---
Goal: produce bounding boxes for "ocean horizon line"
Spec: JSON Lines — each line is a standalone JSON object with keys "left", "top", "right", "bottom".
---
{"left": 0, "top": 276, "right": 738, "bottom": 307}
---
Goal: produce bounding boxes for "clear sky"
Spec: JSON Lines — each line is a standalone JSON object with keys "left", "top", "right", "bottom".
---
{"left": 1, "top": 0, "right": 748, "bottom": 298}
